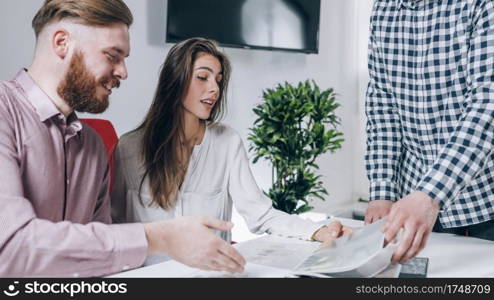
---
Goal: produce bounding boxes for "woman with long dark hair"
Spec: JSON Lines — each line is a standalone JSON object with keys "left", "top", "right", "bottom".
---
{"left": 111, "top": 38, "right": 349, "bottom": 265}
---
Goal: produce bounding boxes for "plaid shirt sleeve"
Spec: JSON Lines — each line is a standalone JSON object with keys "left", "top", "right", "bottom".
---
{"left": 416, "top": 2, "right": 494, "bottom": 207}
{"left": 365, "top": 3, "right": 403, "bottom": 202}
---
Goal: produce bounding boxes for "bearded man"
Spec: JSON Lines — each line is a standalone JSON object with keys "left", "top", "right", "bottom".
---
{"left": 0, "top": 0, "right": 245, "bottom": 276}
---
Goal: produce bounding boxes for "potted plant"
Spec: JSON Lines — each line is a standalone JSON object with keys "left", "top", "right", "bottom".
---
{"left": 248, "top": 80, "right": 344, "bottom": 214}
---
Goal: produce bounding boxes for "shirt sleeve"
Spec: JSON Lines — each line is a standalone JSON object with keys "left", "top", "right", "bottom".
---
{"left": 365, "top": 2, "right": 403, "bottom": 202}
{"left": 416, "top": 1, "right": 494, "bottom": 207}
{"left": 0, "top": 95, "right": 147, "bottom": 277}
{"left": 226, "top": 132, "right": 322, "bottom": 241}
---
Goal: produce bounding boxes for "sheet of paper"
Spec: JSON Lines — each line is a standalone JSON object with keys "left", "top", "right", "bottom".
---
{"left": 232, "top": 219, "right": 398, "bottom": 278}
{"left": 189, "top": 262, "right": 291, "bottom": 278}
{"left": 234, "top": 235, "right": 320, "bottom": 270}
{"left": 294, "top": 219, "right": 386, "bottom": 273}
{"left": 375, "top": 263, "right": 402, "bottom": 278}
{"left": 293, "top": 218, "right": 398, "bottom": 277}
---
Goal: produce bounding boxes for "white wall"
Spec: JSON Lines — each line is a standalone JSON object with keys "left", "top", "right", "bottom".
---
{"left": 355, "top": 0, "right": 374, "bottom": 201}
{"left": 0, "top": 0, "right": 373, "bottom": 214}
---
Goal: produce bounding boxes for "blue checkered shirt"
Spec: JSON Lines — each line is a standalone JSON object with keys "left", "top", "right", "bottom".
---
{"left": 365, "top": 0, "right": 494, "bottom": 227}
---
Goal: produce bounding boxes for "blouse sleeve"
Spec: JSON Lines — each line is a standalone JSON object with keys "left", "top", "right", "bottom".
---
{"left": 227, "top": 132, "right": 323, "bottom": 240}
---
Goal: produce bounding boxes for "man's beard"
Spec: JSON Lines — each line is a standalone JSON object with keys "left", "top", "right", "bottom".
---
{"left": 57, "top": 51, "right": 120, "bottom": 114}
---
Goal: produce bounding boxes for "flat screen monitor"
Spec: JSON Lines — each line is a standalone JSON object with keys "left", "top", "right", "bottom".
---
{"left": 166, "top": 0, "right": 321, "bottom": 54}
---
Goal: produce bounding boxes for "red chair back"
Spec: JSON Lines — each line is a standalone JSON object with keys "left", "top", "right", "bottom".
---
{"left": 80, "top": 118, "right": 118, "bottom": 191}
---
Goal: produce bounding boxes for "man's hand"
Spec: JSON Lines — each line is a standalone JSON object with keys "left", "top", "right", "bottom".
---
{"left": 382, "top": 191, "right": 439, "bottom": 264}
{"left": 313, "top": 221, "right": 355, "bottom": 250}
{"left": 364, "top": 200, "right": 393, "bottom": 225}
{"left": 144, "top": 216, "right": 246, "bottom": 273}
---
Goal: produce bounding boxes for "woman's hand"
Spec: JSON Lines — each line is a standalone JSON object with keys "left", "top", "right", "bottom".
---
{"left": 312, "top": 220, "right": 355, "bottom": 250}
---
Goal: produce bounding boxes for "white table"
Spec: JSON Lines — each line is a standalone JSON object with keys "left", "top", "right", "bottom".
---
{"left": 418, "top": 232, "right": 494, "bottom": 277}
{"left": 111, "top": 218, "right": 494, "bottom": 278}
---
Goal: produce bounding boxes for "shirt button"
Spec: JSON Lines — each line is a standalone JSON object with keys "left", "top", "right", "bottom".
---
{"left": 66, "top": 179, "right": 70, "bottom": 186}
{"left": 122, "top": 265, "right": 130, "bottom": 271}
{"left": 73, "top": 273, "right": 80, "bottom": 277}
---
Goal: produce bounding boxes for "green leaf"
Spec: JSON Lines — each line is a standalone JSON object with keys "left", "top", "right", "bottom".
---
{"left": 248, "top": 80, "right": 344, "bottom": 214}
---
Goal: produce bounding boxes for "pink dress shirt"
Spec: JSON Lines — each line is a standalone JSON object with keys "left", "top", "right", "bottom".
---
{"left": 0, "top": 70, "right": 147, "bottom": 277}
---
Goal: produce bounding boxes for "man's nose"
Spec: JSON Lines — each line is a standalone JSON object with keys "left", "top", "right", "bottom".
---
{"left": 114, "top": 61, "right": 128, "bottom": 80}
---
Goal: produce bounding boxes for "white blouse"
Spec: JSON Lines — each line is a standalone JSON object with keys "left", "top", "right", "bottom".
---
{"left": 111, "top": 123, "right": 322, "bottom": 264}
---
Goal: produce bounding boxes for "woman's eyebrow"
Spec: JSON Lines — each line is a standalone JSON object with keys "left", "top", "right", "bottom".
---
{"left": 195, "top": 66, "right": 223, "bottom": 75}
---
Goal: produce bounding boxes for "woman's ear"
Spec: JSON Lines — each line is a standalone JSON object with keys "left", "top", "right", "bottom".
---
{"left": 52, "top": 29, "right": 70, "bottom": 59}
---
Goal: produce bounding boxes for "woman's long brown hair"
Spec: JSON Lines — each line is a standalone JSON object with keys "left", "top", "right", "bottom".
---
{"left": 137, "top": 38, "right": 231, "bottom": 210}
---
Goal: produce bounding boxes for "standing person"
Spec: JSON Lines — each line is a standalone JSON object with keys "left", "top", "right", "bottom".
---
{"left": 111, "top": 38, "right": 351, "bottom": 265}
{"left": 0, "top": 0, "right": 246, "bottom": 277}
{"left": 365, "top": 0, "right": 494, "bottom": 264}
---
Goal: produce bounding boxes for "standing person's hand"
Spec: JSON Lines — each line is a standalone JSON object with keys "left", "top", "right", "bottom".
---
{"left": 144, "top": 216, "right": 246, "bottom": 273}
{"left": 364, "top": 200, "right": 393, "bottom": 225}
{"left": 382, "top": 191, "right": 439, "bottom": 264}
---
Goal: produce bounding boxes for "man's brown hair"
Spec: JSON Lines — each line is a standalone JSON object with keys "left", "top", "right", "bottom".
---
{"left": 32, "top": 0, "right": 133, "bottom": 38}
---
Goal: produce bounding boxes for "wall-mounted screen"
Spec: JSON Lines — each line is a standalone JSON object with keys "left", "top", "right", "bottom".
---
{"left": 166, "top": 0, "right": 321, "bottom": 54}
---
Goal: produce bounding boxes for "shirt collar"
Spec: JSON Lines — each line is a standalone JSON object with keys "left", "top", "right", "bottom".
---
{"left": 399, "top": 0, "right": 423, "bottom": 10}
{"left": 15, "top": 69, "right": 63, "bottom": 122}
{"left": 15, "top": 69, "right": 83, "bottom": 135}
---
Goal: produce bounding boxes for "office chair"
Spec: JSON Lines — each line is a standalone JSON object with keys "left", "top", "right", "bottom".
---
{"left": 80, "top": 118, "right": 118, "bottom": 191}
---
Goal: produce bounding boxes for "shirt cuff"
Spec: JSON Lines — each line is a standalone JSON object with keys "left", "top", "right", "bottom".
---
{"left": 415, "top": 167, "right": 459, "bottom": 208}
{"left": 369, "top": 180, "right": 399, "bottom": 201}
{"left": 109, "top": 223, "right": 148, "bottom": 274}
